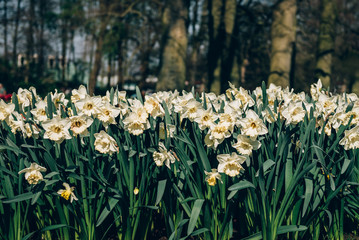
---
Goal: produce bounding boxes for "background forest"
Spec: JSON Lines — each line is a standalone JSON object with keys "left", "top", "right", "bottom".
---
{"left": 0, "top": 0, "right": 358, "bottom": 96}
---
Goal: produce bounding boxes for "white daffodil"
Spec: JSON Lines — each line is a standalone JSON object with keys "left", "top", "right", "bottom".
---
{"left": 70, "top": 114, "right": 93, "bottom": 136}
{"left": 194, "top": 108, "right": 218, "bottom": 130}
{"left": 47, "top": 89, "right": 68, "bottom": 108}
{"left": 23, "top": 123, "right": 40, "bottom": 138}
{"left": 30, "top": 100, "right": 48, "bottom": 123}
{"left": 75, "top": 95, "right": 102, "bottom": 116}
{"left": 42, "top": 116, "right": 72, "bottom": 144}
{"left": 232, "top": 134, "right": 261, "bottom": 156}
{"left": 205, "top": 122, "right": 232, "bottom": 149}
{"left": 144, "top": 96, "right": 165, "bottom": 119}
{"left": 18, "top": 163, "right": 46, "bottom": 185}
{"left": 71, "top": 85, "right": 88, "bottom": 103}
{"left": 217, "top": 152, "right": 246, "bottom": 177}
{"left": 97, "top": 102, "right": 121, "bottom": 127}
{"left": 204, "top": 169, "right": 222, "bottom": 186}
{"left": 239, "top": 110, "right": 268, "bottom": 139}
{"left": 152, "top": 142, "right": 176, "bottom": 169}
{"left": 281, "top": 102, "right": 306, "bottom": 125}
{"left": 339, "top": 125, "right": 359, "bottom": 150}
{"left": 310, "top": 79, "right": 324, "bottom": 101}
{"left": 94, "top": 130, "right": 119, "bottom": 155}
{"left": 181, "top": 99, "right": 203, "bottom": 121}
{"left": 57, "top": 182, "right": 78, "bottom": 203}
{"left": 0, "top": 99, "right": 15, "bottom": 121}
{"left": 6, "top": 111, "right": 25, "bottom": 134}
{"left": 122, "top": 110, "right": 149, "bottom": 136}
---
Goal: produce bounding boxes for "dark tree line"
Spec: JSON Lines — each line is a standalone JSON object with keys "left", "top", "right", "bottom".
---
{"left": 0, "top": 0, "right": 358, "bottom": 95}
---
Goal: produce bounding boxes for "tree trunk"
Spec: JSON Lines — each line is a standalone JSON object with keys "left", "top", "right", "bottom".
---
{"left": 12, "top": 0, "right": 22, "bottom": 68}
{"left": 156, "top": 0, "right": 188, "bottom": 92}
{"left": 88, "top": 0, "right": 108, "bottom": 95}
{"left": 25, "top": 0, "right": 36, "bottom": 84}
{"left": 3, "top": 0, "right": 8, "bottom": 61}
{"left": 315, "top": 0, "right": 336, "bottom": 89}
{"left": 268, "top": 0, "right": 297, "bottom": 88}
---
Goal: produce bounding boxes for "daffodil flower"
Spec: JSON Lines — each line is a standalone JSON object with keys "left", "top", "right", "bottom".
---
{"left": 57, "top": 182, "right": 78, "bottom": 203}
{"left": 18, "top": 163, "right": 47, "bottom": 185}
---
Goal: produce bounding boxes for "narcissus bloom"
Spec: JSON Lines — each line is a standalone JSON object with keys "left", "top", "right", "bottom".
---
{"left": 217, "top": 152, "right": 246, "bottom": 177}
{"left": 232, "top": 134, "right": 261, "bottom": 156}
{"left": 70, "top": 114, "right": 93, "bottom": 136}
{"left": 18, "top": 163, "right": 46, "bottom": 185}
{"left": 57, "top": 182, "right": 78, "bottom": 203}
{"left": 94, "top": 130, "right": 119, "bottom": 155}
{"left": 239, "top": 110, "right": 268, "bottom": 139}
{"left": 153, "top": 142, "right": 176, "bottom": 169}
{"left": 339, "top": 125, "right": 359, "bottom": 150}
{"left": 42, "top": 116, "right": 72, "bottom": 144}
{"left": 282, "top": 102, "right": 306, "bottom": 125}
{"left": 0, "top": 100, "right": 15, "bottom": 121}
{"left": 205, "top": 169, "right": 222, "bottom": 186}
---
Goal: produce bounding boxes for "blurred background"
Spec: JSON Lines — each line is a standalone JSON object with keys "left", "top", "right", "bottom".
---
{"left": 0, "top": 0, "right": 358, "bottom": 97}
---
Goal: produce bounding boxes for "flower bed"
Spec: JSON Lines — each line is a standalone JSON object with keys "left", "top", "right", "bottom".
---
{"left": 0, "top": 80, "right": 359, "bottom": 239}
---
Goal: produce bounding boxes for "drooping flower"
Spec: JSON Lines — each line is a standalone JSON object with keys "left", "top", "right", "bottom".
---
{"left": 42, "top": 116, "right": 72, "bottom": 144}
{"left": 152, "top": 142, "right": 176, "bottom": 169}
{"left": 204, "top": 169, "right": 222, "bottom": 186}
{"left": 94, "top": 130, "right": 119, "bottom": 155}
{"left": 57, "top": 182, "right": 78, "bottom": 203}
{"left": 18, "top": 163, "right": 46, "bottom": 185}
{"left": 232, "top": 134, "right": 261, "bottom": 156}
{"left": 217, "top": 152, "right": 246, "bottom": 177}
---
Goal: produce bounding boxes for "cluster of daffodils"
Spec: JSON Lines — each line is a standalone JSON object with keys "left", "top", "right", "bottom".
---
{"left": 4, "top": 79, "right": 359, "bottom": 191}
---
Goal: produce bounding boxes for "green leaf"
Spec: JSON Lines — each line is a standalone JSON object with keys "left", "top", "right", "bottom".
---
{"left": 192, "top": 129, "right": 211, "bottom": 172}
{"left": 242, "top": 231, "right": 262, "bottom": 240}
{"left": 155, "top": 180, "right": 167, "bottom": 206}
{"left": 96, "top": 196, "right": 120, "bottom": 227}
{"left": 187, "top": 199, "right": 204, "bottom": 236}
{"left": 302, "top": 178, "right": 313, "bottom": 217}
{"left": 341, "top": 159, "right": 351, "bottom": 174}
{"left": 3, "top": 192, "right": 34, "bottom": 203}
{"left": 136, "top": 86, "right": 143, "bottom": 104}
{"left": 190, "top": 228, "right": 209, "bottom": 237}
{"left": 277, "top": 225, "right": 307, "bottom": 235}
{"left": 228, "top": 180, "right": 255, "bottom": 191}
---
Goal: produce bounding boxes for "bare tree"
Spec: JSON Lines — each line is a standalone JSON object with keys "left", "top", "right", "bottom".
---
{"left": 268, "top": 0, "right": 297, "bottom": 88}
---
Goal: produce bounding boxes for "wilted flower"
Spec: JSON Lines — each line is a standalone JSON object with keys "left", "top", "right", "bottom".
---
{"left": 217, "top": 152, "right": 246, "bottom": 177}
{"left": 57, "top": 182, "right": 78, "bottom": 203}
{"left": 204, "top": 169, "right": 222, "bottom": 186}
{"left": 232, "top": 134, "right": 261, "bottom": 156}
{"left": 18, "top": 163, "right": 46, "bottom": 185}
{"left": 42, "top": 116, "right": 72, "bottom": 144}
{"left": 94, "top": 130, "right": 119, "bottom": 155}
{"left": 153, "top": 142, "right": 176, "bottom": 169}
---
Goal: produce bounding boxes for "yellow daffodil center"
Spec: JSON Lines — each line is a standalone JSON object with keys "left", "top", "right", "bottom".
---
{"left": 207, "top": 176, "right": 217, "bottom": 186}
{"left": 61, "top": 190, "right": 71, "bottom": 200}
{"left": 84, "top": 103, "right": 93, "bottom": 110}
{"left": 251, "top": 122, "right": 256, "bottom": 128}
{"left": 51, "top": 125, "right": 62, "bottom": 133}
